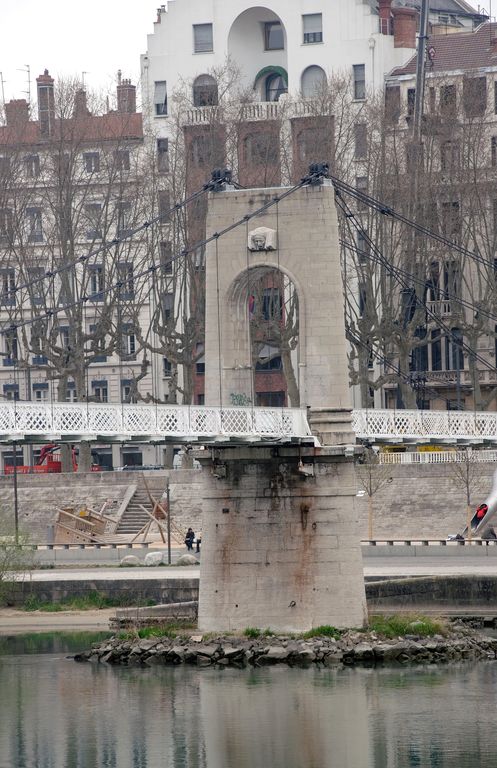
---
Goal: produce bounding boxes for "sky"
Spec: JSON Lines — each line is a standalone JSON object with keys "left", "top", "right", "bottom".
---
{"left": 0, "top": 0, "right": 159, "bottom": 105}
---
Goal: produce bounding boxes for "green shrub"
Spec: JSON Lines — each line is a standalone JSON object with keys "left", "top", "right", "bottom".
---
{"left": 368, "top": 614, "right": 447, "bottom": 638}
{"left": 243, "top": 627, "right": 261, "bottom": 639}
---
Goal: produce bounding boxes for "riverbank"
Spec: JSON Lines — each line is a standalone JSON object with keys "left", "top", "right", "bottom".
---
{"left": 74, "top": 623, "right": 497, "bottom": 668}
{"left": 0, "top": 608, "right": 115, "bottom": 634}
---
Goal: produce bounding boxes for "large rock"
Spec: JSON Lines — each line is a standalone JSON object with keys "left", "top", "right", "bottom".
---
{"left": 144, "top": 552, "right": 164, "bottom": 566}
{"left": 176, "top": 554, "right": 200, "bottom": 566}
{"left": 120, "top": 555, "right": 140, "bottom": 567}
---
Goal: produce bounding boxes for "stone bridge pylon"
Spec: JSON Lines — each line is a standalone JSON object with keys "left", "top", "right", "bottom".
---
{"left": 198, "top": 178, "right": 367, "bottom": 632}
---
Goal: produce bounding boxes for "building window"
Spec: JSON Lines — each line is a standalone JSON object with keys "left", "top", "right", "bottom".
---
{"left": 189, "top": 134, "right": 212, "bottom": 167}
{"left": 264, "top": 21, "right": 284, "bottom": 50}
{"left": 121, "top": 380, "right": 137, "bottom": 404}
{"left": 163, "top": 357, "right": 172, "bottom": 377}
{"left": 357, "top": 231, "right": 370, "bottom": 262}
{"left": 492, "top": 137, "right": 497, "bottom": 168}
{"left": 447, "top": 398, "right": 465, "bottom": 411}
{"left": 158, "top": 191, "right": 171, "bottom": 222}
{"left": 26, "top": 207, "right": 43, "bottom": 243}
{"left": 440, "top": 85, "right": 456, "bottom": 117}
{"left": 25, "top": 154, "right": 40, "bottom": 178}
{"left": 89, "top": 324, "right": 107, "bottom": 362}
{"left": 4, "top": 328, "right": 18, "bottom": 365}
{"left": 85, "top": 203, "right": 102, "bottom": 240}
{"left": 33, "top": 385, "right": 48, "bottom": 402}
{"left": 193, "top": 75, "right": 218, "bottom": 107}
{"left": 193, "top": 23, "right": 213, "bottom": 53}
{"left": 301, "top": 66, "right": 325, "bottom": 99}
{"left": 1, "top": 269, "right": 15, "bottom": 306}
{"left": 243, "top": 133, "right": 279, "bottom": 165}
{"left": 302, "top": 13, "right": 322, "bottom": 44}
{"left": 163, "top": 292, "right": 174, "bottom": 322}
{"left": 441, "top": 202, "right": 461, "bottom": 242}
{"left": 355, "top": 176, "right": 368, "bottom": 210}
{"left": 256, "top": 391, "right": 285, "bottom": 407}
{"left": 262, "top": 288, "right": 282, "bottom": 321}
{"left": 115, "top": 150, "right": 130, "bottom": 171}
{"left": 407, "top": 88, "right": 416, "bottom": 116}
{"left": 66, "top": 384, "right": 77, "bottom": 402}
{"left": 154, "top": 81, "right": 168, "bottom": 116}
{"left": 89, "top": 266, "right": 104, "bottom": 300}
{"left": 446, "top": 328, "right": 464, "bottom": 371}
{"left": 354, "top": 124, "right": 367, "bottom": 159}
{"left": 385, "top": 86, "right": 401, "bottom": 124}
{"left": 195, "top": 343, "right": 205, "bottom": 375}
{"left": 353, "top": 64, "right": 366, "bottom": 100}
{"left": 0, "top": 208, "right": 13, "bottom": 244}
{"left": 83, "top": 152, "right": 100, "bottom": 173}
{"left": 265, "top": 73, "right": 287, "bottom": 102}
{"left": 440, "top": 141, "right": 459, "bottom": 171}
{"left": 117, "top": 263, "right": 134, "bottom": 300}
{"left": 431, "top": 329, "right": 441, "bottom": 371}
{"left": 157, "top": 139, "right": 169, "bottom": 173}
{"left": 92, "top": 382, "right": 108, "bottom": 402}
{"left": 116, "top": 201, "right": 132, "bottom": 237}
{"left": 121, "top": 327, "right": 136, "bottom": 359}
{"left": 160, "top": 241, "right": 173, "bottom": 274}
{"left": 463, "top": 76, "right": 486, "bottom": 117}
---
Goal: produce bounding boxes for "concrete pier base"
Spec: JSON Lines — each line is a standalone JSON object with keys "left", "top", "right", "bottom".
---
{"left": 197, "top": 447, "right": 367, "bottom": 633}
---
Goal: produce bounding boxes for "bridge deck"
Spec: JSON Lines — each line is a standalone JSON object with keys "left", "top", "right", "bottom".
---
{"left": 0, "top": 402, "right": 312, "bottom": 445}
{"left": 0, "top": 404, "right": 495, "bottom": 445}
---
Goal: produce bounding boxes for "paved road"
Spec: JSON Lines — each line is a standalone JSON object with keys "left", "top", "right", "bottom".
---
{"left": 21, "top": 557, "right": 497, "bottom": 583}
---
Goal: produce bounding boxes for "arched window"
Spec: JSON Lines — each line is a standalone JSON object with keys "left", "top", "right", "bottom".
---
{"left": 193, "top": 75, "right": 218, "bottom": 107}
{"left": 265, "top": 73, "right": 287, "bottom": 102}
{"left": 301, "top": 65, "right": 326, "bottom": 99}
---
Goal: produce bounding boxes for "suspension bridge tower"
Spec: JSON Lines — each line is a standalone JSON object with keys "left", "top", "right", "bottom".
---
{"left": 198, "top": 171, "right": 367, "bottom": 632}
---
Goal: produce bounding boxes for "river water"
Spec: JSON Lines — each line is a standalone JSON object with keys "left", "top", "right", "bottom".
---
{"left": 1, "top": 634, "right": 497, "bottom": 768}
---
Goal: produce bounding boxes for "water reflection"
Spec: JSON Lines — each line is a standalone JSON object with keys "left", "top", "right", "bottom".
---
{"left": 1, "top": 642, "right": 497, "bottom": 768}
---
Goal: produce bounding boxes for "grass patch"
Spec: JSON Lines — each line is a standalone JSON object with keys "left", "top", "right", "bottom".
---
{"left": 243, "top": 627, "right": 262, "bottom": 639}
{"left": 368, "top": 614, "right": 448, "bottom": 639}
{"left": 118, "top": 622, "right": 197, "bottom": 641}
{"left": 303, "top": 625, "right": 342, "bottom": 640}
{"left": 22, "top": 592, "right": 155, "bottom": 612}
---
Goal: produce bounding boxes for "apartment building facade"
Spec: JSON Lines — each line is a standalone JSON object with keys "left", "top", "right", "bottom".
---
{"left": 377, "top": 20, "right": 497, "bottom": 413}
{"left": 0, "top": 71, "right": 170, "bottom": 469}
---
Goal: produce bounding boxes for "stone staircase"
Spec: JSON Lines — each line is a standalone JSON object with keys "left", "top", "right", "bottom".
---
{"left": 116, "top": 476, "right": 169, "bottom": 535}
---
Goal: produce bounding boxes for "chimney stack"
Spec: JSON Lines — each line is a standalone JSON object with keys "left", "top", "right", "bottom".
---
{"left": 36, "top": 69, "right": 55, "bottom": 136}
{"left": 378, "top": 0, "right": 393, "bottom": 35}
{"left": 73, "top": 89, "right": 90, "bottom": 119}
{"left": 5, "top": 99, "right": 30, "bottom": 127}
{"left": 117, "top": 78, "right": 137, "bottom": 114}
{"left": 392, "top": 6, "right": 417, "bottom": 49}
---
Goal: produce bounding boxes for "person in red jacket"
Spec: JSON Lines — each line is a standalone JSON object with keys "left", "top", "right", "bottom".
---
{"left": 476, "top": 504, "right": 489, "bottom": 522}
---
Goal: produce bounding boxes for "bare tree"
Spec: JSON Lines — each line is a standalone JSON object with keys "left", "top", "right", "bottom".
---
{"left": 355, "top": 448, "right": 392, "bottom": 540}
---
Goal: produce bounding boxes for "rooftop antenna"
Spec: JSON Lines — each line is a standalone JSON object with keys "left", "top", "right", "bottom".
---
{"left": 16, "top": 64, "right": 31, "bottom": 103}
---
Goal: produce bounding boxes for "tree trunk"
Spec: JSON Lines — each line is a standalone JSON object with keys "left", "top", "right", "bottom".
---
{"left": 368, "top": 495, "right": 374, "bottom": 541}
{"left": 281, "top": 347, "right": 300, "bottom": 407}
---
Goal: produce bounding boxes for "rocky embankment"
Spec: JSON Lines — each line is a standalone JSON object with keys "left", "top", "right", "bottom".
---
{"left": 74, "top": 626, "right": 497, "bottom": 668}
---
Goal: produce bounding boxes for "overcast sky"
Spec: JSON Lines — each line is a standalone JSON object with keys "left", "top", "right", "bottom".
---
{"left": 0, "top": 0, "right": 159, "bottom": 104}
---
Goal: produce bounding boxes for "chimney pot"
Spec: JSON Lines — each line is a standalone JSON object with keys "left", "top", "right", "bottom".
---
{"left": 116, "top": 79, "right": 137, "bottom": 114}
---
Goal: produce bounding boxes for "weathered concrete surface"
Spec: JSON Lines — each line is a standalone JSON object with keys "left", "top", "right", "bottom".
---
{"left": 200, "top": 183, "right": 366, "bottom": 632}
{"left": 355, "top": 462, "right": 497, "bottom": 539}
{"left": 367, "top": 575, "right": 497, "bottom": 614}
{"left": 198, "top": 449, "right": 367, "bottom": 632}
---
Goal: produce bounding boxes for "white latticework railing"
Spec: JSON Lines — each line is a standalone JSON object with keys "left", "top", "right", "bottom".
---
{"left": 379, "top": 450, "right": 497, "bottom": 465}
{"left": 0, "top": 403, "right": 311, "bottom": 442}
{"left": 352, "top": 408, "right": 497, "bottom": 442}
